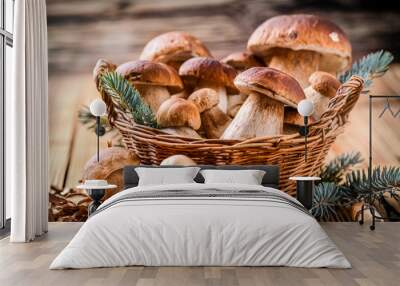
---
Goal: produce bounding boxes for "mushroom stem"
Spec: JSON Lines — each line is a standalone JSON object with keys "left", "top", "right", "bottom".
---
{"left": 228, "top": 93, "right": 248, "bottom": 118}
{"left": 267, "top": 49, "right": 322, "bottom": 88}
{"left": 135, "top": 85, "right": 170, "bottom": 113}
{"left": 221, "top": 92, "right": 284, "bottom": 139}
{"left": 201, "top": 107, "right": 232, "bottom": 139}
{"left": 196, "top": 81, "right": 228, "bottom": 114}
{"left": 304, "top": 86, "right": 331, "bottom": 120}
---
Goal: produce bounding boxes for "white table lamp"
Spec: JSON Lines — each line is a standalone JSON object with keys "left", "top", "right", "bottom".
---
{"left": 297, "top": 99, "right": 314, "bottom": 162}
{"left": 89, "top": 99, "right": 107, "bottom": 162}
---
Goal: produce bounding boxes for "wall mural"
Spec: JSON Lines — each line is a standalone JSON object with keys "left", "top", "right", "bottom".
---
{"left": 47, "top": 0, "right": 400, "bottom": 222}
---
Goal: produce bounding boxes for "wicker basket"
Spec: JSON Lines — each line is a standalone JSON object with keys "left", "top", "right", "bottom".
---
{"left": 107, "top": 76, "right": 364, "bottom": 195}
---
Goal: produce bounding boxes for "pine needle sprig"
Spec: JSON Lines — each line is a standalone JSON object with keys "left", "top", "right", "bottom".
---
{"left": 339, "top": 50, "right": 394, "bottom": 89}
{"left": 311, "top": 183, "right": 353, "bottom": 221}
{"left": 346, "top": 166, "right": 400, "bottom": 203}
{"left": 100, "top": 72, "right": 158, "bottom": 128}
{"left": 320, "top": 152, "right": 363, "bottom": 184}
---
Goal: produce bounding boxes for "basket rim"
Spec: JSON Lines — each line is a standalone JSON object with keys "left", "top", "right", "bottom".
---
{"left": 111, "top": 75, "right": 364, "bottom": 147}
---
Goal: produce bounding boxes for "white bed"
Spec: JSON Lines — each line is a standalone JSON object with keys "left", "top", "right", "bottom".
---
{"left": 50, "top": 183, "right": 350, "bottom": 269}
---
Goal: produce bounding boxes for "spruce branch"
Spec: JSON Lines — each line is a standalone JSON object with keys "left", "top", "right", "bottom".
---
{"left": 346, "top": 166, "right": 400, "bottom": 204}
{"left": 313, "top": 152, "right": 400, "bottom": 221}
{"left": 319, "top": 152, "right": 363, "bottom": 184}
{"left": 100, "top": 72, "right": 158, "bottom": 128}
{"left": 339, "top": 50, "right": 394, "bottom": 89}
{"left": 311, "top": 183, "right": 353, "bottom": 221}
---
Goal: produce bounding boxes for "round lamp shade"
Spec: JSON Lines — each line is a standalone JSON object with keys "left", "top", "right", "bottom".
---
{"left": 297, "top": 99, "right": 314, "bottom": 117}
{"left": 89, "top": 99, "right": 107, "bottom": 116}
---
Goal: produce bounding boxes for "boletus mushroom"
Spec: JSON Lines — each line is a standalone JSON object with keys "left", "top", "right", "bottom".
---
{"left": 220, "top": 51, "right": 264, "bottom": 73}
{"left": 247, "top": 14, "right": 351, "bottom": 88}
{"left": 304, "top": 71, "right": 341, "bottom": 120}
{"left": 157, "top": 97, "right": 202, "bottom": 138}
{"left": 221, "top": 67, "right": 305, "bottom": 140}
{"left": 188, "top": 88, "right": 232, "bottom": 139}
{"left": 140, "top": 31, "right": 211, "bottom": 71}
{"left": 116, "top": 60, "right": 183, "bottom": 113}
{"left": 179, "top": 57, "right": 238, "bottom": 114}
{"left": 221, "top": 52, "right": 264, "bottom": 117}
{"left": 161, "top": 155, "right": 197, "bottom": 166}
{"left": 82, "top": 146, "right": 140, "bottom": 200}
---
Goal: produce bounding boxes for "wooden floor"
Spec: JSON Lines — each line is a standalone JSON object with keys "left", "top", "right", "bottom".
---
{"left": 0, "top": 223, "right": 399, "bottom": 286}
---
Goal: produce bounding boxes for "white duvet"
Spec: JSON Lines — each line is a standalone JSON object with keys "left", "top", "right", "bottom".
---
{"left": 50, "top": 183, "right": 350, "bottom": 269}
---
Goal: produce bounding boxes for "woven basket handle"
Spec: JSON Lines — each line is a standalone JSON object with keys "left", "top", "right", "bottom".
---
{"left": 316, "top": 75, "right": 364, "bottom": 131}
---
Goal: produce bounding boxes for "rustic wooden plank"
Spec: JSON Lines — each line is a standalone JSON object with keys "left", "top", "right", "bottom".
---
{"left": 49, "top": 75, "right": 86, "bottom": 190}
{"left": 47, "top": 14, "right": 246, "bottom": 75}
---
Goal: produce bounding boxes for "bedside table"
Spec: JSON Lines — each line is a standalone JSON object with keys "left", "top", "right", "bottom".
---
{"left": 289, "top": 177, "right": 321, "bottom": 210}
{"left": 77, "top": 180, "right": 117, "bottom": 216}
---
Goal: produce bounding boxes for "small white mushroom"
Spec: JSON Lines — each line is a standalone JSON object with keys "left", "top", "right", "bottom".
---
{"left": 222, "top": 67, "right": 305, "bottom": 139}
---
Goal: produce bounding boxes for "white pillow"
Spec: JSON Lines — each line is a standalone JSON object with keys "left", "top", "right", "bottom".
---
{"left": 136, "top": 167, "right": 200, "bottom": 186}
{"left": 200, "top": 169, "right": 266, "bottom": 185}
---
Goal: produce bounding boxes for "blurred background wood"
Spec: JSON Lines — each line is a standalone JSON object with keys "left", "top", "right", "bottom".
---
{"left": 47, "top": 0, "right": 400, "bottom": 204}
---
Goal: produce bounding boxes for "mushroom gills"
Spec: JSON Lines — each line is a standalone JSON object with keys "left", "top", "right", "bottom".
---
{"left": 266, "top": 48, "right": 322, "bottom": 88}
{"left": 221, "top": 92, "right": 284, "bottom": 139}
{"left": 195, "top": 81, "right": 228, "bottom": 114}
{"left": 135, "top": 85, "right": 171, "bottom": 113}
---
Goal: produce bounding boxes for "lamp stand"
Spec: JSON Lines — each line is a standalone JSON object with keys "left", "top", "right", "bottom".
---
{"left": 304, "top": 116, "right": 308, "bottom": 162}
{"left": 96, "top": 116, "right": 100, "bottom": 162}
{"left": 298, "top": 116, "right": 309, "bottom": 162}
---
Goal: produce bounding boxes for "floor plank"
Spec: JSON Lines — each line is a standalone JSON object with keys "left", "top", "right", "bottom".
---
{"left": 0, "top": 223, "right": 399, "bottom": 286}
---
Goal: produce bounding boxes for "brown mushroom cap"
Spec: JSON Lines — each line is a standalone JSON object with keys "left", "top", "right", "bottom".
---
{"left": 161, "top": 154, "right": 197, "bottom": 166}
{"left": 82, "top": 147, "right": 140, "bottom": 200}
{"left": 247, "top": 14, "right": 352, "bottom": 71}
{"left": 140, "top": 31, "right": 211, "bottom": 63}
{"left": 309, "top": 71, "right": 341, "bottom": 98}
{"left": 234, "top": 67, "right": 306, "bottom": 107}
{"left": 179, "top": 57, "right": 238, "bottom": 94}
{"left": 93, "top": 59, "right": 117, "bottom": 88}
{"left": 188, "top": 88, "right": 219, "bottom": 113}
{"left": 157, "top": 97, "right": 201, "bottom": 130}
{"left": 116, "top": 60, "right": 183, "bottom": 93}
{"left": 221, "top": 51, "right": 263, "bottom": 71}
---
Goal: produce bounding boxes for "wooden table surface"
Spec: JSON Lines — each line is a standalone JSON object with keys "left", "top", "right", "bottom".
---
{"left": 1, "top": 222, "right": 399, "bottom": 286}
{"left": 47, "top": 0, "right": 400, "bottom": 192}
